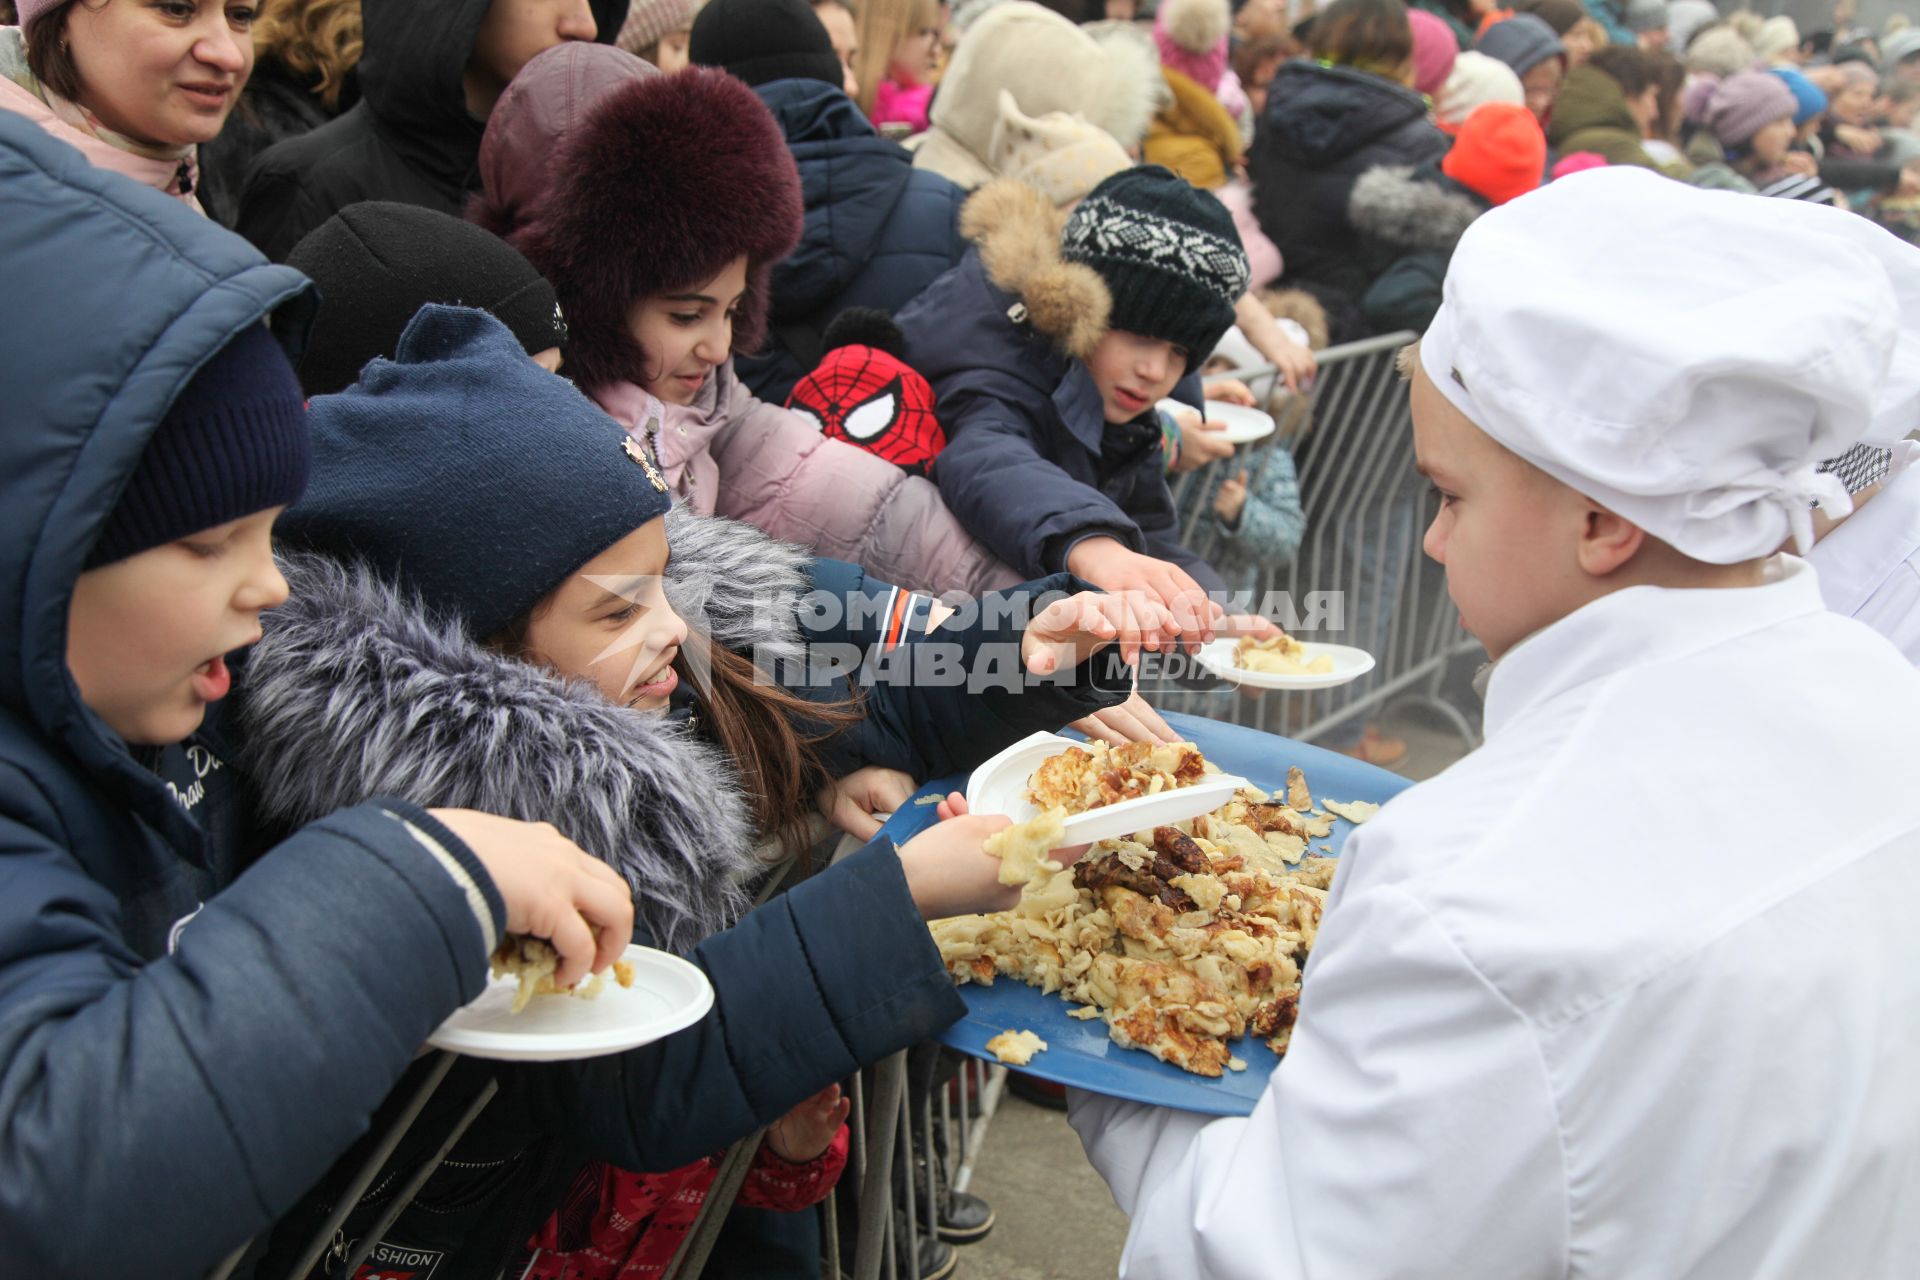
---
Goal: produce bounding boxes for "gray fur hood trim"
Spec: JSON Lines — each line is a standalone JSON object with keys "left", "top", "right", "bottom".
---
{"left": 1348, "top": 165, "right": 1485, "bottom": 254}
{"left": 662, "top": 504, "right": 811, "bottom": 677}
{"left": 241, "top": 524, "right": 810, "bottom": 954}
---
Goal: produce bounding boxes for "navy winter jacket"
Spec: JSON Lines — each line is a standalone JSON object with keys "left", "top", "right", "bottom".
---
{"left": 0, "top": 110, "right": 506, "bottom": 1278}
{"left": 893, "top": 247, "right": 1224, "bottom": 595}
{"left": 742, "top": 79, "right": 969, "bottom": 402}
{"left": 1249, "top": 60, "right": 1449, "bottom": 337}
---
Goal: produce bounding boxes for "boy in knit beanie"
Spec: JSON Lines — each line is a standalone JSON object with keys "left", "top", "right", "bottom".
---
{"left": 895, "top": 165, "right": 1252, "bottom": 630}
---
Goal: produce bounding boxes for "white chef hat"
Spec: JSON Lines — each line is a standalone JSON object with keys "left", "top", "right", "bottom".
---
{"left": 1421, "top": 167, "right": 1920, "bottom": 563}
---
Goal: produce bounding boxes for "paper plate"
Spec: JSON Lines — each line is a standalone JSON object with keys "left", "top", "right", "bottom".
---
{"left": 883, "top": 712, "right": 1414, "bottom": 1116}
{"left": 1202, "top": 400, "right": 1276, "bottom": 444}
{"left": 1195, "top": 637, "right": 1376, "bottom": 691}
{"left": 429, "top": 944, "right": 713, "bottom": 1062}
{"left": 1155, "top": 399, "right": 1278, "bottom": 446}
{"left": 963, "top": 732, "right": 1248, "bottom": 847}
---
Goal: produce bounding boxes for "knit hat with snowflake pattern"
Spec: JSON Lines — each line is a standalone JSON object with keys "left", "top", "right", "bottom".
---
{"left": 1059, "top": 165, "right": 1249, "bottom": 371}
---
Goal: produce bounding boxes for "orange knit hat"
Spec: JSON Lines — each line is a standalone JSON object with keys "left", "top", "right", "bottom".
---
{"left": 1441, "top": 102, "right": 1547, "bottom": 207}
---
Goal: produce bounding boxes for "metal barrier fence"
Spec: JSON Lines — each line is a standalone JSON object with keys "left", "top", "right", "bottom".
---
{"left": 1155, "top": 331, "right": 1482, "bottom": 748}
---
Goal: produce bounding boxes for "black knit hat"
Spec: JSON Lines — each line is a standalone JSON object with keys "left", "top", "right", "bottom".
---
{"left": 688, "top": 0, "right": 845, "bottom": 89}
{"left": 1060, "top": 166, "right": 1249, "bottom": 370}
{"left": 87, "top": 323, "right": 310, "bottom": 569}
{"left": 286, "top": 203, "right": 568, "bottom": 397}
{"left": 280, "top": 305, "right": 673, "bottom": 642}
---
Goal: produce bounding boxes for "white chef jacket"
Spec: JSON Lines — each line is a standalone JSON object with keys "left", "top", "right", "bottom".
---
{"left": 1072, "top": 557, "right": 1920, "bottom": 1279}
{"left": 1808, "top": 442, "right": 1920, "bottom": 666}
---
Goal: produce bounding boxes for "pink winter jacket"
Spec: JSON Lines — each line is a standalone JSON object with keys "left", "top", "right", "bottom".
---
{"left": 594, "top": 364, "right": 1021, "bottom": 598}
{"left": 0, "top": 30, "right": 202, "bottom": 210}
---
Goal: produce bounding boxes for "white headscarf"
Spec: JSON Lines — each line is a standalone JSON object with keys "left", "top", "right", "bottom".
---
{"left": 1422, "top": 167, "right": 1920, "bottom": 563}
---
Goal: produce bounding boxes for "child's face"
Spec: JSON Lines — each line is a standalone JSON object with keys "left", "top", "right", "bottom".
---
{"left": 1750, "top": 115, "right": 1796, "bottom": 166}
{"left": 627, "top": 255, "right": 749, "bottom": 405}
{"left": 655, "top": 25, "right": 693, "bottom": 74}
{"left": 1831, "top": 81, "right": 1875, "bottom": 126}
{"left": 1411, "top": 363, "right": 1590, "bottom": 661}
{"left": 1883, "top": 92, "right": 1919, "bottom": 129}
{"left": 813, "top": 1, "right": 860, "bottom": 98}
{"left": 1520, "top": 59, "right": 1564, "bottom": 124}
{"left": 1086, "top": 330, "right": 1188, "bottom": 425}
{"left": 890, "top": 22, "right": 940, "bottom": 84}
{"left": 67, "top": 508, "right": 289, "bottom": 745}
{"left": 520, "top": 517, "right": 689, "bottom": 713}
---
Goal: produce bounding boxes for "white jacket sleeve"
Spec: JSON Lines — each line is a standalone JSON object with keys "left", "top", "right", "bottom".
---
{"left": 1071, "top": 883, "right": 1569, "bottom": 1280}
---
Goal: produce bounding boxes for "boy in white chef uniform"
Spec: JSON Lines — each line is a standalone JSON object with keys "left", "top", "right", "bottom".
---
{"left": 1069, "top": 167, "right": 1920, "bottom": 1279}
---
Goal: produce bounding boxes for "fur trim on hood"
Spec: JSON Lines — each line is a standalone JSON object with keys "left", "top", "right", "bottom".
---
{"left": 512, "top": 67, "right": 803, "bottom": 395}
{"left": 1348, "top": 165, "right": 1485, "bottom": 254}
{"left": 958, "top": 178, "right": 1111, "bottom": 361}
{"left": 239, "top": 509, "right": 814, "bottom": 954}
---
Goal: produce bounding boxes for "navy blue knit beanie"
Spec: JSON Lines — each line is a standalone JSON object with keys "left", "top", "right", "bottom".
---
{"left": 279, "top": 305, "right": 673, "bottom": 641}
{"left": 86, "top": 322, "right": 311, "bottom": 569}
{"left": 1060, "top": 166, "right": 1249, "bottom": 370}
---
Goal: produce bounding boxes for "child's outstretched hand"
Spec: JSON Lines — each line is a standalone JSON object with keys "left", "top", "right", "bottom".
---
{"left": 898, "top": 797, "right": 1015, "bottom": 918}
{"left": 1069, "top": 691, "right": 1182, "bottom": 746}
{"left": 1172, "top": 411, "right": 1235, "bottom": 474}
{"left": 1214, "top": 469, "right": 1250, "bottom": 525}
{"left": 1022, "top": 589, "right": 1178, "bottom": 674}
{"left": 1203, "top": 377, "right": 1257, "bottom": 407}
{"left": 430, "top": 809, "right": 634, "bottom": 991}
{"left": 1064, "top": 537, "right": 1223, "bottom": 651}
{"left": 767, "top": 1084, "right": 852, "bottom": 1164}
{"left": 818, "top": 766, "right": 917, "bottom": 840}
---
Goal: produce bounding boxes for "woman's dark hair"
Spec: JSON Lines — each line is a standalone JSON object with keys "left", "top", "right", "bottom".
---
{"left": 24, "top": 1, "right": 91, "bottom": 103}
{"left": 695, "top": 639, "right": 863, "bottom": 859}
{"left": 495, "top": 604, "right": 863, "bottom": 858}
{"left": 1306, "top": 0, "right": 1414, "bottom": 80}
{"left": 1587, "top": 44, "right": 1655, "bottom": 98}
{"left": 1645, "top": 49, "right": 1687, "bottom": 140}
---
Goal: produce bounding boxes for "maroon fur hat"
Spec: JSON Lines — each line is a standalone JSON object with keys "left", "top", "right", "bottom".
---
{"left": 510, "top": 66, "right": 803, "bottom": 394}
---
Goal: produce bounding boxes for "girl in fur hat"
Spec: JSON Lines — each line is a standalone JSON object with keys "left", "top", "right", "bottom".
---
{"left": 243, "top": 302, "right": 1171, "bottom": 1276}
{"left": 494, "top": 64, "right": 1023, "bottom": 604}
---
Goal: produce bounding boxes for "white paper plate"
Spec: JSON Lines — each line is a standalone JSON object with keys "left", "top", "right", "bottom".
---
{"left": 429, "top": 944, "right": 713, "bottom": 1062}
{"left": 964, "top": 731, "right": 1249, "bottom": 847}
{"left": 1195, "top": 638, "right": 1376, "bottom": 691}
{"left": 1202, "top": 401, "right": 1277, "bottom": 444}
{"left": 1156, "top": 399, "right": 1276, "bottom": 446}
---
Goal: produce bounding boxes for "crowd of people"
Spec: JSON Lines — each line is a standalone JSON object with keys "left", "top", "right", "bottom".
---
{"left": 1, "top": 0, "right": 1918, "bottom": 1276}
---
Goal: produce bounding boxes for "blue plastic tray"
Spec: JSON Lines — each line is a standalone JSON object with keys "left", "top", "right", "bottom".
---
{"left": 880, "top": 711, "right": 1414, "bottom": 1116}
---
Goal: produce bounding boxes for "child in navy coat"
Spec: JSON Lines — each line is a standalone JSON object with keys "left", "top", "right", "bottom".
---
{"left": 895, "top": 167, "right": 1252, "bottom": 635}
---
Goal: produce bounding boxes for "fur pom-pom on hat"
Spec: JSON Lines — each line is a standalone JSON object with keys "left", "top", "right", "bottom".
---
{"left": 512, "top": 67, "right": 802, "bottom": 394}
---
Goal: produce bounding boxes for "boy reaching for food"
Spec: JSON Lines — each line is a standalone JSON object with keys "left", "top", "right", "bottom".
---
{"left": 893, "top": 167, "right": 1252, "bottom": 641}
{"left": 1069, "top": 168, "right": 1920, "bottom": 1277}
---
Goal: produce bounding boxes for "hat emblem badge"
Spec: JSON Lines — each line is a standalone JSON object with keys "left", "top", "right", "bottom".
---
{"left": 622, "top": 435, "right": 669, "bottom": 491}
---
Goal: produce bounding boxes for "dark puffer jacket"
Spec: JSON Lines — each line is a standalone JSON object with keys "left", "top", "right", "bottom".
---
{"left": 743, "top": 78, "right": 969, "bottom": 402}
{"left": 235, "top": 0, "right": 494, "bottom": 261}
{"left": 1347, "top": 163, "right": 1488, "bottom": 335}
{"left": 198, "top": 56, "right": 357, "bottom": 229}
{"left": 1249, "top": 59, "right": 1448, "bottom": 339}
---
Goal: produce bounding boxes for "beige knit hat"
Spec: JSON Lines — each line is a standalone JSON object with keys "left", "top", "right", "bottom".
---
{"left": 987, "top": 91, "right": 1133, "bottom": 209}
